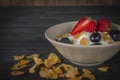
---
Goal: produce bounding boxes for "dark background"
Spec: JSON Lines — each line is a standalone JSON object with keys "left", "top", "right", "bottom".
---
{"left": 0, "top": 0, "right": 120, "bottom": 80}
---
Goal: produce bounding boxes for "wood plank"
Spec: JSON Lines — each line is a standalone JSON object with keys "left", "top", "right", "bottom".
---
{"left": 0, "top": 0, "right": 10, "bottom": 6}
{"left": 0, "top": 0, "right": 120, "bottom": 7}
{"left": 10, "top": 0, "right": 33, "bottom": 6}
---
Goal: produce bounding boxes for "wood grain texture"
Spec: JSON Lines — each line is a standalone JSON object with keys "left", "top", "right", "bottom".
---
{"left": 0, "top": 0, "right": 120, "bottom": 6}
{"left": 10, "top": 0, "right": 33, "bottom": 6}
{"left": 0, "top": 0, "right": 10, "bottom": 6}
{"left": 0, "top": 7, "right": 120, "bottom": 49}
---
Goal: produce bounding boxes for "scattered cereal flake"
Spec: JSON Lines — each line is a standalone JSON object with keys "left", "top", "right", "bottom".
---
{"left": 39, "top": 67, "right": 49, "bottom": 79}
{"left": 65, "top": 67, "right": 79, "bottom": 78}
{"left": 39, "top": 67, "right": 58, "bottom": 79}
{"left": 59, "top": 63, "right": 74, "bottom": 71}
{"left": 63, "top": 64, "right": 73, "bottom": 70}
{"left": 12, "top": 65, "right": 27, "bottom": 71}
{"left": 82, "top": 73, "right": 96, "bottom": 80}
{"left": 98, "top": 67, "right": 109, "bottom": 72}
{"left": 52, "top": 63, "right": 78, "bottom": 79}
{"left": 26, "top": 53, "right": 39, "bottom": 59}
{"left": 29, "top": 57, "right": 43, "bottom": 74}
{"left": 44, "top": 53, "right": 61, "bottom": 68}
{"left": 11, "top": 71, "right": 25, "bottom": 76}
{"left": 29, "top": 64, "right": 37, "bottom": 74}
{"left": 52, "top": 66, "right": 63, "bottom": 75}
{"left": 82, "top": 68, "right": 92, "bottom": 74}
{"left": 34, "top": 57, "right": 43, "bottom": 65}
{"left": 13, "top": 55, "right": 25, "bottom": 60}
{"left": 12, "top": 60, "right": 30, "bottom": 71}
{"left": 18, "top": 60, "right": 30, "bottom": 65}
{"left": 82, "top": 68, "right": 96, "bottom": 80}
{"left": 45, "top": 68, "right": 58, "bottom": 79}
{"left": 11, "top": 53, "right": 102, "bottom": 80}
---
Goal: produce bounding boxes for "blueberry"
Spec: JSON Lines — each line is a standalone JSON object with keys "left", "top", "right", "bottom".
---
{"left": 91, "top": 43, "right": 102, "bottom": 45}
{"left": 90, "top": 32, "right": 101, "bottom": 42}
{"left": 109, "top": 30, "right": 120, "bottom": 41}
{"left": 59, "top": 37, "right": 71, "bottom": 44}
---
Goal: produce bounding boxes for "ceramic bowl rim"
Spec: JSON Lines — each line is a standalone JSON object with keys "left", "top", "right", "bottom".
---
{"left": 45, "top": 21, "right": 120, "bottom": 48}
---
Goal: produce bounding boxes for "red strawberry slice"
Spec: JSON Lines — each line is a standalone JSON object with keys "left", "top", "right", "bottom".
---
{"left": 70, "top": 17, "right": 96, "bottom": 35}
{"left": 96, "top": 18, "right": 111, "bottom": 32}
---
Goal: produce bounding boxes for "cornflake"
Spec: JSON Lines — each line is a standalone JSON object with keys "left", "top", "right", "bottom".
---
{"left": 52, "top": 66, "right": 63, "bottom": 75}
{"left": 82, "top": 68, "right": 96, "bottom": 80}
{"left": 98, "top": 67, "right": 109, "bottom": 72}
{"left": 101, "top": 32, "right": 114, "bottom": 44}
{"left": 11, "top": 53, "right": 109, "bottom": 80}
{"left": 11, "top": 71, "right": 25, "bottom": 76}
{"left": 45, "top": 68, "right": 58, "bottom": 79}
{"left": 12, "top": 60, "right": 30, "bottom": 71}
{"left": 39, "top": 67, "right": 58, "bottom": 79}
{"left": 39, "top": 67, "right": 49, "bottom": 79}
{"left": 65, "top": 67, "right": 79, "bottom": 78}
{"left": 13, "top": 55, "right": 25, "bottom": 60}
{"left": 12, "top": 65, "right": 27, "bottom": 71}
{"left": 44, "top": 53, "right": 61, "bottom": 68}
{"left": 59, "top": 63, "right": 74, "bottom": 71}
{"left": 29, "top": 57, "right": 43, "bottom": 74}
{"left": 26, "top": 53, "right": 39, "bottom": 59}
{"left": 56, "top": 33, "right": 70, "bottom": 41}
{"left": 82, "top": 68, "right": 92, "bottom": 74}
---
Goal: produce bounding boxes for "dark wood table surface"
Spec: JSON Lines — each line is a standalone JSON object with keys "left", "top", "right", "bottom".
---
{"left": 0, "top": 7, "right": 120, "bottom": 80}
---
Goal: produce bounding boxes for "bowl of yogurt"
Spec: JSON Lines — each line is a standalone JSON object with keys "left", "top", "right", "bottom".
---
{"left": 45, "top": 17, "right": 120, "bottom": 66}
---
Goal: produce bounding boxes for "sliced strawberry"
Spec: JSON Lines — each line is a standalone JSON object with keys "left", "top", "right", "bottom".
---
{"left": 70, "top": 17, "right": 96, "bottom": 35}
{"left": 84, "top": 20, "right": 96, "bottom": 32}
{"left": 96, "top": 18, "right": 111, "bottom": 32}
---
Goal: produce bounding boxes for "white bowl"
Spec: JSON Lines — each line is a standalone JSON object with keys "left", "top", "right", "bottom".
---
{"left": 45, "top": 21, "right": 120, "bottom": 66}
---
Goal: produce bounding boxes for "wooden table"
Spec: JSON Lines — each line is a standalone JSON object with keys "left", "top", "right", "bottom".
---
{"left": 0, "top": 7, "right": 120, "bottom": 80}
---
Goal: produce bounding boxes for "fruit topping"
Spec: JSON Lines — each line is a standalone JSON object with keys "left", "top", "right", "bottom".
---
{"left": 56, "top": 16, "right": 120, "bottom": 46}
{"left": 109, "top": 29, "right": 120, "bottom": 41}
{"left": 90, "top": 32, "right": 101, "bottom": 42}
{"left": 71, "top": 17, "right": 96, "bottom": 35}
{"left": 59, "top": 37, "right": 71, "bottom": 44}
{"left": 96, "top": 18, "right": 111, "bottom": 32}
